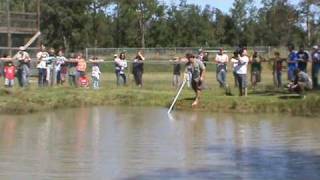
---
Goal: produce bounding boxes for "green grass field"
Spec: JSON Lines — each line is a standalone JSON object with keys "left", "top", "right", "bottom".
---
{"left": 0, "top": 62, "right": 319, "bottom": 116}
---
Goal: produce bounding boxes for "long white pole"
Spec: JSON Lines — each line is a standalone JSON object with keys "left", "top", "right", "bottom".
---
{"left": 167, "top": 79, "right": 187, "bottom": 114}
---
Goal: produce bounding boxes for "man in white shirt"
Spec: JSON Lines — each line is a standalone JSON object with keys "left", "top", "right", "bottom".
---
{"left": 234, "top": 48, "right": 249, "bottom": 96}
{"left": 215, "top": 48, "right": 229, "bottom": 88}
{"left": 36, "top": 44, "right": 49, "bottom": 87}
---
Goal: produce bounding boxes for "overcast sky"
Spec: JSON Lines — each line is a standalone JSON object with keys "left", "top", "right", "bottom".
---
{"left": 164, "top": 0, "right": 300, "bottom": 13}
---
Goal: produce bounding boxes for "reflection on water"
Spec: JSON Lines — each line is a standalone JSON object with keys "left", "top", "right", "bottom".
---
{"left": 0, "top": 107, "right": 319, "bottom": 179}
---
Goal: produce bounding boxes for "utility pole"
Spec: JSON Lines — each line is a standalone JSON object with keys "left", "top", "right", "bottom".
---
{"left": 6, "top": 0, "right": 11, "bottom": 56}
{"left": 137, "top": 0, "right": 145, "bottom": 48}
{"left": 37, "top": 0, "right": 41, "bottom": 47}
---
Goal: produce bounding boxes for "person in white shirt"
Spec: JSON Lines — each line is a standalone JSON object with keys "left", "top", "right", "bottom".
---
{"left": 114, "top": 52, "right": 128, "bottom": 86}
{"left": 55, "top": 50, "right": 67, "bottom": 85}
{"left": 36, "top": 44, "right": 49, "bottom": 87}
{"left": 234, "top": 48, "right": 249, "bottom": 96}
{"left": 215, "top": 48, "right": 229, "bottom": 88}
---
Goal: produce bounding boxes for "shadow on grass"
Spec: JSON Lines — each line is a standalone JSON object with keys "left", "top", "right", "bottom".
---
{"left": 123, "top": 146, "right": 320, "bottom": 180}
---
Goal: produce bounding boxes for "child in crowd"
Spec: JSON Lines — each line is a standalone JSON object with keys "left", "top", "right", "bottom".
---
{"left": 272, "top": 52, "right": 285, "bottom": 88}
{"left": 4, "top": 62, "right": 16, "bottom": 88}
{"left": 92, "top": 64, "right": 101, "bottom": 89}
{"left": 170, "top": 57, "right": 182, "bottom": 88}
{"left": 89, "top": 56, "right": 104, "bottom": 89}
{"left": 79, "top": 73, "right": 89, "bottom": 88}
{"left": 55, "top": 50, "right": 67, "bottom": 85}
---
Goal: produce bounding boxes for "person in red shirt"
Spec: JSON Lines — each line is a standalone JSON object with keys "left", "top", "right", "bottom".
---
{"left": 4, "top": 62, "right": 16, "bottom": 88}
{"left": 78, "top": 74, "right": 89, "bottom": 88}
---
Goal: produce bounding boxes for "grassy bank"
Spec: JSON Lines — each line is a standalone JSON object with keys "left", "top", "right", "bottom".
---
{"left": 0, "top": 71, "right": 319, "bottom": 116}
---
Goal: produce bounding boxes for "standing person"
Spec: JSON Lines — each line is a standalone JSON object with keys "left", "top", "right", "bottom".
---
{"left": 89, "top": 56, "right": 103, "bottom": 89}
{"left": 36, "top": 44, "right": 49, "bottom": 87}
{"left": 67, "top": 53, "right": 77, "bottom": 87}
{"left": 202, "top": 52, "right": 209, "bottom": 67}
{"left": 185, "top": 53, "right": 206, "bottom": 107}
{"left": 114, "top": 52, "right": 128, "bottom": 86}
{"left": 46, "top": 48, "right": 56, "bottom": 86}
{"left": 250, "top": 51, "right": 262, "bottom": 89}
{"left": 14, "top": 46, "right": 31, "bottom": 87}
{"left": 132, "top": 51, "right": 145, "bottom": 87}
{"left": 272, "top": 52, "right": 285, "bottom": 88}
{"left": 55, "top": 50, "right": 67, "bottom": 85}
{"left": 287, "top": 45, "right": 298, "bottom": 82}
{"left": 76, "top": 53, "right": 87, "bottom": 86}
{"left": 230, "top": 51, "right": 239, "bottom": 87}
{"left": 91, "top": 64, "right": 101, "bottom": 89}
{"left": 311, "top": 45, "right": 320, "bottom": 89}
{"left": 170, "top": 57, "right": 182, "bottom": 88}
{"left": 297, "top": 46, "right": 309, "bottom": 72}
{"left": 4, "top": 62, "right": 16, "bottom": 88}
{"left": 235, "top": 48, "right": 249, "bottom": 96}
{"left": 215, "top": 48, "right": 229, "bottom": 88}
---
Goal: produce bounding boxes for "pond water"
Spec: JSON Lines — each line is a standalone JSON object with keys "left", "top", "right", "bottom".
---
{"left": 0, "top": 107, "right": 319, "bottom": 180}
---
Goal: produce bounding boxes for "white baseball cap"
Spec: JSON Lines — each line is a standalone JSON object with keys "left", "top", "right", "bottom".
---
{"left": 19, "top": 46, "right": 26, "bottom": 51}
{"left": 313, "top": 45, "right": 318, "bottom": 49}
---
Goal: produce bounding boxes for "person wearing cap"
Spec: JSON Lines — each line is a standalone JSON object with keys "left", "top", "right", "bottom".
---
{"left": 288, "top": 68, "right": 312, "bottom": 95}
{"left": 215, "top": 48, "right": 229, "bottom": 88}
{"left": 185, "top": 53, "right": 206, "bottom": 107}
{"left": 13, "top": 46, "right": 31, "bottom": 87}
{"left": 311, "top": 45, "right": 320, "bottom": 89}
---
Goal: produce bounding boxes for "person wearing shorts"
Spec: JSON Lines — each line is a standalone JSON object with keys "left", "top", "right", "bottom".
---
{"left": 185, "top": 53, "right": 206, "bottom": 107}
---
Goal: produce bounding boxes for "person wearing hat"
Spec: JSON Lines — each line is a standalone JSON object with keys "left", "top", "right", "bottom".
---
{"left": 13, "top": 46, "right": 31, "bottom": 87}
{"left": 311, "top": 45, "right": 320, "bottom": 89}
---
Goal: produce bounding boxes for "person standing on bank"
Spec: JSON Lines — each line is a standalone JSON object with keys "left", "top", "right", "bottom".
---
{"left": 234, "top": 48, "right": 249, "bottom": 96}
{"left": 132, "top": 51, "right": 145, "bottom": 87}
{"left": 297, "top": 46, "right": 309, "bottom": 73}
{"left": 311, "top": 45, "right": 320, "bottom": 89}
{"left": 185, "top": 53, "right": 206, "bottom": 107}
{"left": 215, "top": 48, "right": 229, "bottom": 88}
{"left": 36, "top": 44, "right": 49, "bottom": 87}
{"left": 14, "top": 46, "right": 31, "bottom": 87}
{"left": 287, "top": 45, "right": 298, "bottom": 82}
{"left": 250, "top": 50, "right": 262, "bottom": 90}
{"left": 46, "top": 48, "right": 56, "bottom": 86}
{"left": 55, "top": 50, "right": 67, "bottom": 85}
{"left": 114, "top": 52, "right": 128, "bottom": 86}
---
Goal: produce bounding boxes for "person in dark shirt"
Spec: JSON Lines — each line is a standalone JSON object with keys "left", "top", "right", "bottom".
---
{"left": 272, "top": 52, "right": 285, "bottom": 88}
{"left": 170, "top": 57, "right": 182, "bottom": 88}
{"left": 297, "top": 46, "right": 309, "bottom": 72}
{"left": 132, "top": 51, "right": 145, "bottom": 87}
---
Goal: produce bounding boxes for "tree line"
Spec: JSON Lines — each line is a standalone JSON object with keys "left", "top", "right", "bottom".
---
{"left": 2, "top": 0, "right": 320, "bottom": 51}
